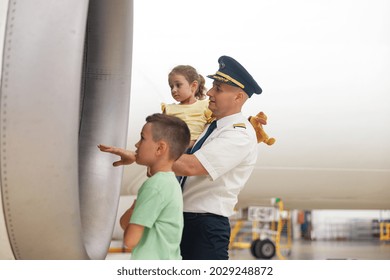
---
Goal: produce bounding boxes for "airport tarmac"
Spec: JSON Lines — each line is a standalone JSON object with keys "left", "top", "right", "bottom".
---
{"left": 106, "top": 240, "right": 390, "bottom": 260}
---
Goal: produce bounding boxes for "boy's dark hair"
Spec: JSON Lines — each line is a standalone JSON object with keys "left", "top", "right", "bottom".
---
{"left": 146, "top": 113, "right": 190, "bottom": 160}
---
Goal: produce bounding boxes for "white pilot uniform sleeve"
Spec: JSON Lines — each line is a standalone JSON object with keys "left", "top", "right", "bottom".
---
{"left": 194, "top": 128, "right": 253, "bottom": 181}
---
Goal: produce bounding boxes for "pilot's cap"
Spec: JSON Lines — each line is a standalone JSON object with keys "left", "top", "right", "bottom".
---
{"left": 207, "top": 55, "right": 262, "bottom": 97}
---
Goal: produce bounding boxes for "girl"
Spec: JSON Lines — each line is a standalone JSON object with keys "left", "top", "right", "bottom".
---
{"left": 162, "top": 65, "right": 213, "bottom": 148}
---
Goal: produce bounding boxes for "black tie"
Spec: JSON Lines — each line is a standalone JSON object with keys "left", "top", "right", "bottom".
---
{"left": 180, "top": 120, "right": 217, "bottom": 187}
{"left": 189, "top": 120, "right": 217, "bottom": 154}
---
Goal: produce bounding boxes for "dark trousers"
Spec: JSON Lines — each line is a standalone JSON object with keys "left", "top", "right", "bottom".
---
{"left": 180, "top": 212, "right": 231, "bottom": 260}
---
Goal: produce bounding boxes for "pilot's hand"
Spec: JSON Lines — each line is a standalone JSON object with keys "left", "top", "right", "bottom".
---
{"left": 98, "top": 144, "right": 136, "bottom": 166}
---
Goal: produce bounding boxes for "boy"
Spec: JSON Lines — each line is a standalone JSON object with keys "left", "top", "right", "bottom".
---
{"left": 100, "top": 113, "right": 190, "bottom": 259}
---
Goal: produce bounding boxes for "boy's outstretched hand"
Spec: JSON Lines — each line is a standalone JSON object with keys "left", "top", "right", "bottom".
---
{"left": 98, "top": 144, "right": 136, "bottom": 166}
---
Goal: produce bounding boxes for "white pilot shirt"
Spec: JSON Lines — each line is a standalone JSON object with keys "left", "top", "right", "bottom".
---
{"left": 182, "top": 112, "right": 258, "bottom": 217}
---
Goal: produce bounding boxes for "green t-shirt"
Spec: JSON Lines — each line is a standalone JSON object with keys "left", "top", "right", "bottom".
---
{"left": 130, "top": 172, "right": 183, "bottom": 260}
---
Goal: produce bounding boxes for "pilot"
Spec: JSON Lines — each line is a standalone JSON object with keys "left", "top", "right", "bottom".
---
{"left": 173, "top": 55, "right": 262, "bottom": 259}
{"left": 99, "top": 55, "right": 262, "bottom": 260}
